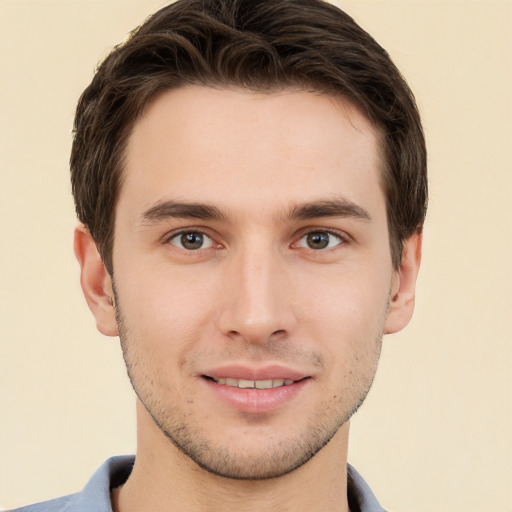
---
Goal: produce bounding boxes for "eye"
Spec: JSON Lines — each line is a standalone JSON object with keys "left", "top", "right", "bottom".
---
{"left": 296, "top": 231, "right": 343, "bottom": 250}
{"left": 168, "top": 231, "right": 213, "bottom": 251}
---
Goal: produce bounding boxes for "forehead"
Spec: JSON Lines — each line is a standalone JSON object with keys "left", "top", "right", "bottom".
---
{"left": 120, "top": 86, "right": 384, "bottom": 220}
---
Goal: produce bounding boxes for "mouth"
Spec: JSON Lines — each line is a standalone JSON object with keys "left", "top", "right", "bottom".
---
{"left": 206, "top": 376, "right": 299, "bottom": 389}
{"left": 201, "top": 368, "right": 311, "bottom": 413}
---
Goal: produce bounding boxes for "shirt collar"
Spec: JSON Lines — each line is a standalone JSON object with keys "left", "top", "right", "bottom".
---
{"left": 73, "top": 456, "right": 385, "bottom": 512}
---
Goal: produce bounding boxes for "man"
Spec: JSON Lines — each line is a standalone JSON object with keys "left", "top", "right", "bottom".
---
{"left": 11, "top": 0, "right": 426, "bottom": 510}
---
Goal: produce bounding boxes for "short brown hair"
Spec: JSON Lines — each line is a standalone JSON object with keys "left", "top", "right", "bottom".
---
{"left": 71, "top": 0, "right": 427, "bottom": 272}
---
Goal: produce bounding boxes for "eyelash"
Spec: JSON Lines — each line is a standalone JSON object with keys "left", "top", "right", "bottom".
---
{"left": 163, "top": 228, "right": 349, "bottom": 252}
{"left": 294, "top": 230, "right": 347, "bottom": 251}
{"left": 165, "top": 230, "right": 216, "bottom": 251}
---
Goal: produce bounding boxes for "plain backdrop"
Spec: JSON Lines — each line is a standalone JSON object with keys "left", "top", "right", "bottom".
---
{"left": 0, "top": 1, "right": 511, "bottom": 511}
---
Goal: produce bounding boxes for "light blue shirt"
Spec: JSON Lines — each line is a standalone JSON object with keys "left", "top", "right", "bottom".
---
{"left": 8, "top": 456, "right": 386, "bottom": 512}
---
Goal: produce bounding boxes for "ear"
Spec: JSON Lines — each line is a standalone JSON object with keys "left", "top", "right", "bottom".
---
{"left": 384, "top": 232, "right": 422, "bottom": 334}
{"left": 73, "top": 225, "right": 118, "bottom": 337}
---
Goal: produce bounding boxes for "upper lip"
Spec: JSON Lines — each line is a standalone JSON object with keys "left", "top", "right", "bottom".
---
{"left": 202, "top": 364, "right": 310, "bottom": 382}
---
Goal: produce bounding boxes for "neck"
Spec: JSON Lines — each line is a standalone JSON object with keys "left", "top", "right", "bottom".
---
{"left": 113, "top": 402, "right": 351, "bottom": 512}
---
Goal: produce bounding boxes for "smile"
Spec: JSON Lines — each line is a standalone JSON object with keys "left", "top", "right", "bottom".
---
{"left": 212, "top": 378, "right": 295, "bottom": 389}
{"left": 202, "top": 368, "right": 311, "bottom": 413}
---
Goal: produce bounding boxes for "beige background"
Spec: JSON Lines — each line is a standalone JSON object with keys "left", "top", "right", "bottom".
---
{"left": 1, "top": 1, "right": 511, "bottom": 510}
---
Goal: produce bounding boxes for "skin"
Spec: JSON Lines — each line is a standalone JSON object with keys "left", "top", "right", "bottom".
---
{"left": 75, "top": 86, "right": 422, "bottom": 512}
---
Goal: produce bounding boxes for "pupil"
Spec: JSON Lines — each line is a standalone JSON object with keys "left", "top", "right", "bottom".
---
{"left": 181, "top": 232, "right": 203, "bottom": 250}
{"left": 307, "top": 232, "right": 329, "bottom": 249}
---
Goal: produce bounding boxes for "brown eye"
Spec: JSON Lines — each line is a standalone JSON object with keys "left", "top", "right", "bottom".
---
{"left": 169, "top": 231, "right": 213, "bottom": 250}
{"left": 297, "top": 231, "right": 343, "bottom": 250}
{"left": 307, "top": 232, "right": 329, "bottom": 249}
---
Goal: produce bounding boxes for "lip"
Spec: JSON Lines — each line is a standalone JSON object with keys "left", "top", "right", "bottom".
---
{"left": 201, "top": 365, "right": 311, "bottom": 414}
{"left": 203, "top": 364, "right": 309, "bottom": 382}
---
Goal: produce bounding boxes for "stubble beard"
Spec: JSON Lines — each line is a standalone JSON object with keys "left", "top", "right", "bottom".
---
{"left": 113, "top": 284, "right": 384, "bottom": 481}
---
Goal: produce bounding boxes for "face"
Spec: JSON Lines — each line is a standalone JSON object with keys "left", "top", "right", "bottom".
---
{"left": 106, "top": 86, "right": 403, "bottom": 479}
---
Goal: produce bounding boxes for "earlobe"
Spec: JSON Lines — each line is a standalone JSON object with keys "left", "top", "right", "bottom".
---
{"left": 384, "top": 232, "right": 422, "bottom": 335}
{"left": 73, "top": 225, "right": 119, "bottom": 337}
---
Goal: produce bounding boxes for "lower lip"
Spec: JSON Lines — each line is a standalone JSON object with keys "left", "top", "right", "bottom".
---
{"left": 203, "top": 377, "right": 310, "bottom": 414}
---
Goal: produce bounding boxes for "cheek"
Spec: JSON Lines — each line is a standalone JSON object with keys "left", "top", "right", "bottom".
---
{"left": 299, "top": 265, "right": 390, "bottom": 364}
{"left": 301, "top": 262, "right": 391, "bottom": 325}
{"left": 114, "top": 264, "right": 219, "bottom": 357}
{"left": 312, "top": 288, "right": 385, "bottom": 403}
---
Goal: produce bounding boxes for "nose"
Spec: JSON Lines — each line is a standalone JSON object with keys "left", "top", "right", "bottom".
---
{"left": 216, "top": 243, "right": 297, "bottom": 345}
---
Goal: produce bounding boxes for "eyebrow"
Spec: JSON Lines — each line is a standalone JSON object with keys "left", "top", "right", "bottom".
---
{"left": 139, "top": 201, "right": 227, "bottom": 224}
{"left": 288, "top": 198, "right": 371, "bottom": 222}
{"left": 138, "top": 197, "right": 371, "bottom": 225}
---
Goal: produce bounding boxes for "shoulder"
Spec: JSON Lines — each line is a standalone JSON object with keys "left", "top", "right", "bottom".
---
{"left": 5, "top": 494, "right": 76, "bottom": 512}
{"left": 5, "top": 455, "right": 135, "bottom": 512}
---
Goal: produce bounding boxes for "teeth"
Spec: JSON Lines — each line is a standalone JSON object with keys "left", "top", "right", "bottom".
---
{"left": 213, "top": 378, "right": 296, "bottom": 389}
{"left": 238, "top": 379, "right": 254, "bottom": 389}
{"left": 256, "top": 379, "right": 274, "bottom": 389}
